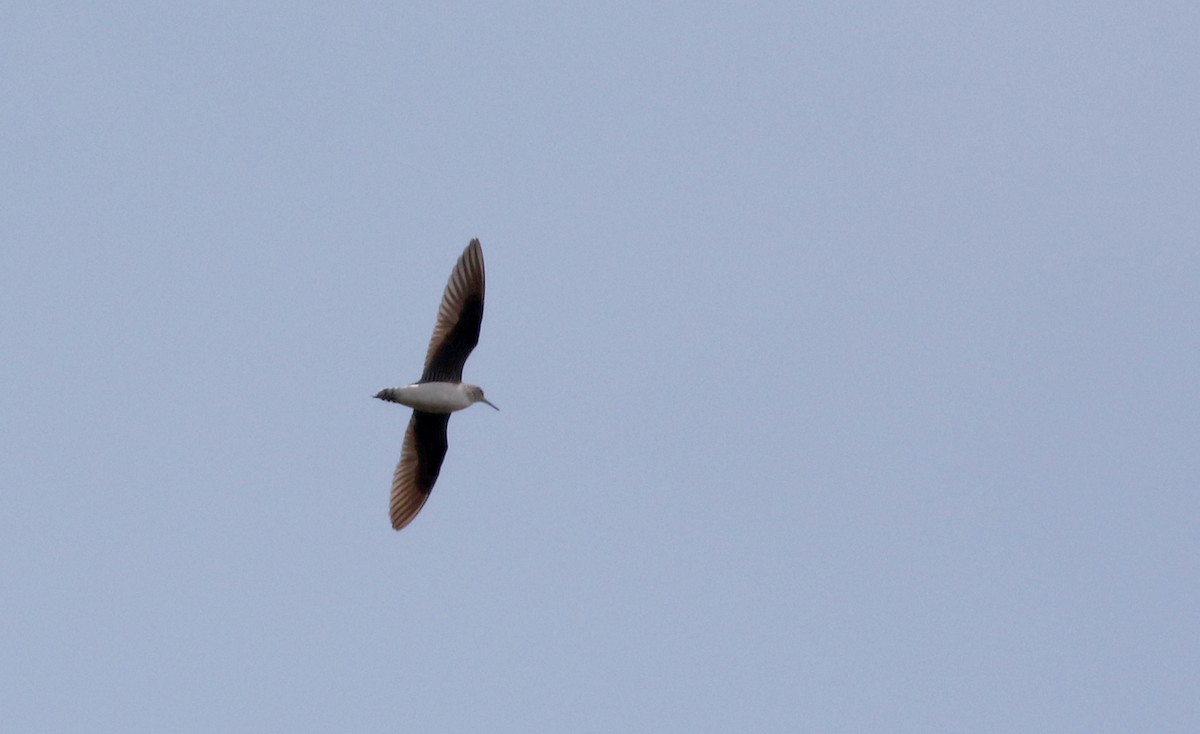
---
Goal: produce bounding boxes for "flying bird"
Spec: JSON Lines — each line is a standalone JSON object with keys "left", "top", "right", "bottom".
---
{"left": 375, "top": 239, "right": 497, "bottom": 530}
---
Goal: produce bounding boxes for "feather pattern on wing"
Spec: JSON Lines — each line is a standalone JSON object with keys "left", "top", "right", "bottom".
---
{"left": 420, "top": 239, "right": 485, "bottom": 383}
{"left": 389, "top": 411, "right": 451, "bottom": 530}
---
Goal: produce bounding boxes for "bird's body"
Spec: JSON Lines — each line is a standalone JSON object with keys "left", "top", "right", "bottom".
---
{"left": 374, "top": 239, "right": 495, "bottom": 530}
{"left": 376, "top": 382, "right": 494, "bottom": 414}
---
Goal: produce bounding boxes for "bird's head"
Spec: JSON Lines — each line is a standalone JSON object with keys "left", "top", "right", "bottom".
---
{"left": 465, "top": 384, "right": 499, "bottom": 411}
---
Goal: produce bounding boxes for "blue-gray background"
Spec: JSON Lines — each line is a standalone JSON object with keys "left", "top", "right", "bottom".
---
{"left": 3, "top": 3, "right": 1197, "bottom": 731}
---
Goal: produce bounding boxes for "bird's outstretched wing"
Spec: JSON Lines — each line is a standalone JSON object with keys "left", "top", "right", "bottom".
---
{"left": 389, "top": 410, "right": 451, "bottom": 530}
{"left": 420, "top": 239, "right": 485, "bottom": 383}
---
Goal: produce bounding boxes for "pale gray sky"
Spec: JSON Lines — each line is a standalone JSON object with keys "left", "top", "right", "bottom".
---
{"left": 3, "top": 2, "right": 1197, "bottom": 731}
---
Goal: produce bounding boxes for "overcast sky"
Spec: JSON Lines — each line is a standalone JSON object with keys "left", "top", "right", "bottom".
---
{"left": 3, "top": 2, "right": 1197, "bottom": 731}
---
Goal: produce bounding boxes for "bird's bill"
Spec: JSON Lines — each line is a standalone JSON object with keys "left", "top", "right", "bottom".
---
{"left": 481, "top": 397, "right": 499, "bottom": 411}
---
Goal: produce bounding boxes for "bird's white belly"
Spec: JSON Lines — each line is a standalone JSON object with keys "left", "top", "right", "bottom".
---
{"left": 389, "top": 382, "right": 474, "bottom": 412}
